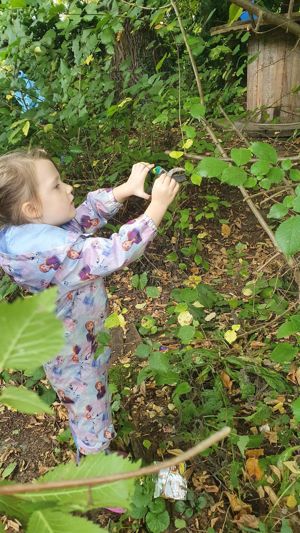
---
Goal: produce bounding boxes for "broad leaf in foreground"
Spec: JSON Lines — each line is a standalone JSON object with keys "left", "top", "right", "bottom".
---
{"left": 0, "top": 386, "right": 52, "bottom": 415}
{"left": 27, "top": 510, "right": 107, "bottom": 533}
{"left": 0, "top": 288, "right": 64, "bottom": 372}
{"left": 19, "top": 452, "right": 141, "bottom": 512}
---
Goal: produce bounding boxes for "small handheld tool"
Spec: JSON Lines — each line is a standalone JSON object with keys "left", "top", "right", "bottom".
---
{"left": 152, "top": 166, "right": 186, "bottom": 183}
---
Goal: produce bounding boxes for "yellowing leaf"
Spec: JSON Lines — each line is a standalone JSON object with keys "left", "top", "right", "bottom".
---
{"left": 183, "top": 138, "right": 193, "bottom": 150}
{"left": 232, "top": 324, "right": 241, "bottom": 332}
{"left": 178, "top": 311, "right": 193, "bottom": 326}
{"left": 135, "top": 302, "right": 147, "bottom": 309}
{"left": 221, "top": 224, "right": 231, "bottom": 237}
{"left": 6, "top": 94, "right": 13, "bottom": 101}
{"left": 242, "top": 287, "right": 253, "bottom": 296}
{"left": 92, "top": 160, "right": 99, "bottom": 167}
{"left": 286, "top": 494, "right": 297, "bottom": 508}
{"left": 224, "top": 329, "right": 237, "bottom": 344}
{"left": 84, "top": 54, "right": 94, "bottom": 65}
{"left": 22, "top": 120, "right": 30, "bottom": 137}
{"left": 169, "top": 151, "right": 184, "bottom": 159}
{"left": 205, "top": 312, "right": 216, "bottom": 322}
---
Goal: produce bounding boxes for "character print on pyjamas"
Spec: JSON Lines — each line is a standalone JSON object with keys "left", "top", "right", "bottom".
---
{"left": 0, "top": 187, "right": 157, "bottom": 456}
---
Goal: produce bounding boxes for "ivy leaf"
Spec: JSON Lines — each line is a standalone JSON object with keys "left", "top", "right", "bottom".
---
{"left": 220, "top": 166, "right": 247, "bottom": 186}
{"left": 270, "top": 343, "right": 297, "bottom": 363}
{"left": 198, "top": 157, "right": 228, "bottom": 178}
{"left": 267, "top": 204, "right": 288, "bottom": 219}
{"left": 250, "top": 142, "right": 278, "bottom": 164}
{"left": 230, "top": 148, "right": 252, "bottom": 166}
{"left": 0, "top": 386, "right": 52, "bottom": 414}
{"left": 189, "top": 103, "right": 205, "bottom": 120}
{"left": 275, "top": 215, "right": 300, "bottom": 257}
{"left": 27, "top": 510, "right": 107, "bottom": 533}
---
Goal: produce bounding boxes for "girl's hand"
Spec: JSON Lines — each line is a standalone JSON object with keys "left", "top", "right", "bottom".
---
{"left": 125, "top": 162, "right": 154, "bottom": 200}
{"left": 151, "top": 173, "right": 180, "bottom": 207}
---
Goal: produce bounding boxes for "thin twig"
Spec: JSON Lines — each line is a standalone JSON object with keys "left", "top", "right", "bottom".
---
{"left": 0, "top": 427, "right": 230, "bottom": 496}
{"left": 256, "top": 251, "right": 281, "bottom": 272}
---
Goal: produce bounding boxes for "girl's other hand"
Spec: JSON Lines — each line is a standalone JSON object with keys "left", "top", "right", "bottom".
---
{"left": 151, "top": 173, "right": 180, "bottom": 207}
{"left": 126, "top": 162, "right": 154, "bottom": 200}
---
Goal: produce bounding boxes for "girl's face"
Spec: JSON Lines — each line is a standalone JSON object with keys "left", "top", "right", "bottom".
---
{"left": 25, "top": 159, "right": 76, "bottom": 226}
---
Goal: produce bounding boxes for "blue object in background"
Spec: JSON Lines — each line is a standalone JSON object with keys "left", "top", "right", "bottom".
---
{"left": 14, "top": 71, "right": 45, "bottom": 112}
{"left": 240, "top": 0, "right": 257, "bottom": 21}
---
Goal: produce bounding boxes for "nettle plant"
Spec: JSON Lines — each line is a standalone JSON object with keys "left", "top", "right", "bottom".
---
{"left": 178, "top": 141, "right": 300, "bottom": 258}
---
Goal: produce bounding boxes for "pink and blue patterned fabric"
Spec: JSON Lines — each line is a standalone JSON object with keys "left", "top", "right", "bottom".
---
{"left": 0, "top": 188, "right": 157, "bottom": 455}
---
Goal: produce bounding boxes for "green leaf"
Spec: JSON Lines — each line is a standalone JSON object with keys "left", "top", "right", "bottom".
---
{"left": 189, "top": 103, "right": 205, "bottom": 120}
{"left": 149, "top": 499, "right": 166, "bottom": 514}
{"left": 0, "top": 289, "right": 64, "bottom": 372}
{"left": 104, "top": 312, "right": 121, "bottom": 329}
{"left": 230, "top": 148, "right": 252, "bottom": 166}
{"left": 250, "top": 160, "right": 271, "bottom": 176}
{"left": 236, "top": 435, "right": 249, "bottom": 457}
{"left": 228, "top": 4, "right": 243, "bottom": 24}
{"left": 270, "top": 343, "right": 298, "bottom": 363}
{"left": 146, "top": 286, "right": 160, "bottom": 299}
{"left": 177, "top": 325, "right": 195, "bottom": 344}
{"left": 292, "top": 196, "right": 300, "bottom": 213}
{"left": 267, "top": 203, "right": 288, "bottom": 219}
{"left": 220, "top": 166, "right": 247, "bottom": 186}
{"left": 280, "top": 519, "right": 293, "bottom": 533}
{"left": 290, "top": 169, "right": 300, "bottom": 181}
{"left": 1, "top": 462, "right": 17, "bottom": 479}
{"left": 250, "top": 142, "right": 278, "bottom": 164}
{"left": 275, "top": 215, "right": 300, "bottom": 257}
{"left": 198, "top": 157, "right": 228, "bottom": 178}
{"left": 19, "top": 453, "right": 140, "bottom": 511}
{"left": 197, "top": 284, "right": 219, "bottom": 308}
{"left": 174, "top": 518, "right": 187, "bottom": 529}
{"left": 139, "top": 272, "right": 148, "bottom": 290}
{"left": 191, "top": 173, "right": 202, "bottom": 186}
{"left": 0, "top": 386, "right": 52, "bottom": 414}
{"left": 171, "top": 287, "right": 198, "bottom": 303}
{"left": 135, "top": 343, "right": 151, "bottom": 358}
{"left": 277, "top": 314, "right": 300, "bottom": 338}
{"left": 27, "top": 510, "right": 107, "bottom": 533}
{"left": 267, "top": 167, "right": 284, "bottom": 184}
{"left": 291, "top": 397, "right": 300, "bottom": 422}
{"left": 146, "top": 510, "right": 170, "bottom": 533}
{"left": 281, "top": 159, "right": 292, "bottom": 171}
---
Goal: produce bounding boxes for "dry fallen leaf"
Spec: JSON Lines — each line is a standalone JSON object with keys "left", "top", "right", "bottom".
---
{"left": 221, "top": 224, "right": 231, "bottom": 237}
{"left": 245, "top": 457, "right": 264, "bottom": 480}
{"left": 245, "top": 448, "right": 264, "bottom": 458}
{"left": 225, "top": 491, "right": 252, "bottom": 513}
{"left": 220, "top": 370, "right": 233, "bottom": 392}
{"left": 234, "top": 513, "right": 260, "bottom": 530}
{"left": 264, "top": 485, "right": 278, "bottom": 505}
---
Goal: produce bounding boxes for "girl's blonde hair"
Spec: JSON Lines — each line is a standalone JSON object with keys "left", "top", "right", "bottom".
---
{"left": 0, "top": 147, "right": 55, "bottom": 227}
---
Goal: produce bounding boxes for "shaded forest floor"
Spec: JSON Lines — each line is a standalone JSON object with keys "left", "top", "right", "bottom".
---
{"left": 1, "top": 136, "right": 300, "bottom": 533}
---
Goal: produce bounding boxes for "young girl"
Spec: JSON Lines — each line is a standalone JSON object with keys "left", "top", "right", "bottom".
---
{"left": 0, "top": 148, "right": 179, "bottom": 463}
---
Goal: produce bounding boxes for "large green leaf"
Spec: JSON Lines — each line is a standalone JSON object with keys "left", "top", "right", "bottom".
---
{"left": 230, "top": 148, "right": 252, "bottom": 166}
{"left": 250, "top": 142, "right": 278, "bottom": 164}
{"left": 270, "top": 343, "right": 298, "bottom": 363}
{"left": 250, "top": 160, "right": 271, "bottom": 176}
{"left": 18, "top": 453, "right": 140, "bottom": 512}
{"left": 220, "top": 166, "right": 247, "bottom": 186}
{"left": 275, "top": 215, "right": 300, "bottom": 257}
{"left": 0, "top": 289, "right": 64, "bottom": 372}
{"left": 0, "top": 386, "right": 52, "bottom": 415}
{"left": 198, "top": 157, "right": 228, "bottom": 178}
{"left": 27, "top": 510, "right": 107, "bottom": 533}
